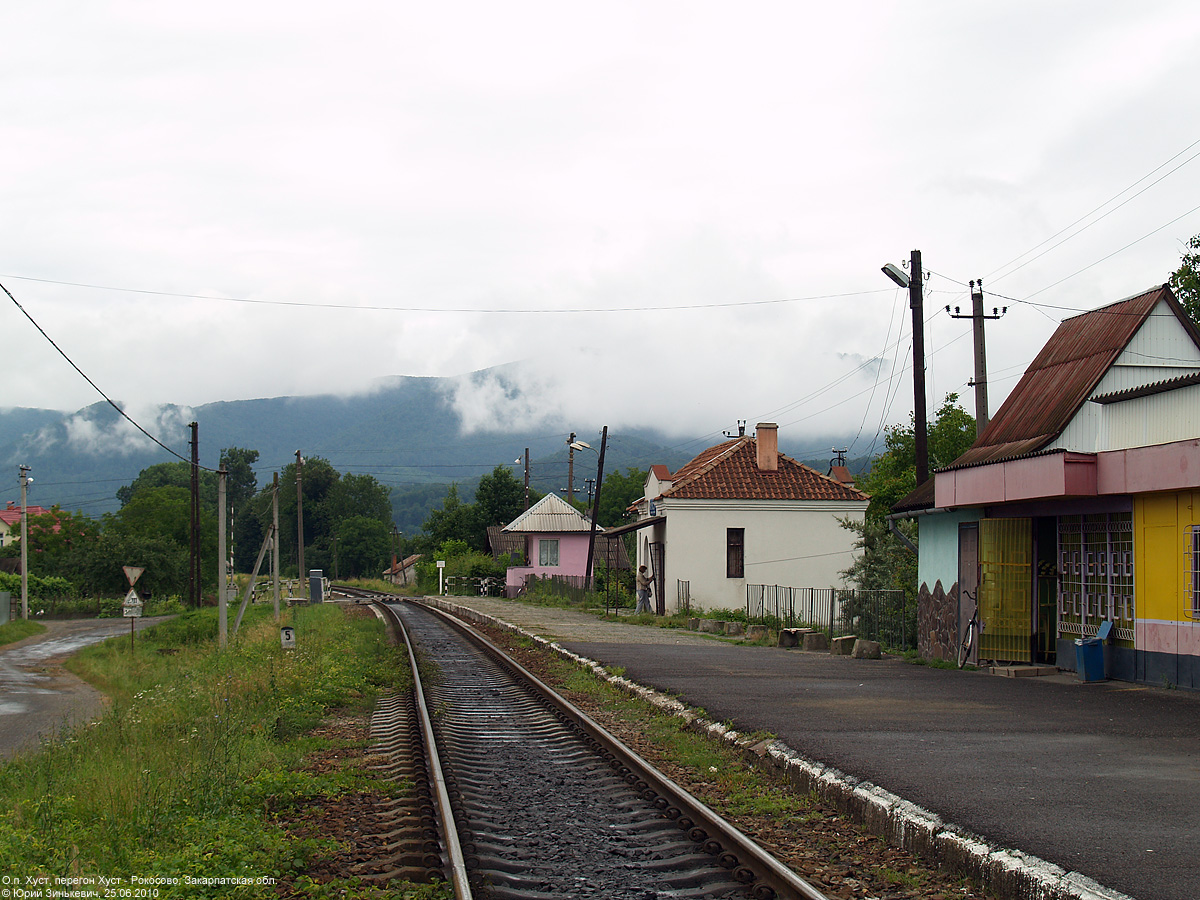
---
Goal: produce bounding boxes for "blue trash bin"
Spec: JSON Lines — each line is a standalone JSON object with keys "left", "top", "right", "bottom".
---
{"left": 1075, "top": 620, "right": 1113, "bottom": 682}
{"left": 1075, "top": 638, "right": 1105, "bottom": 681}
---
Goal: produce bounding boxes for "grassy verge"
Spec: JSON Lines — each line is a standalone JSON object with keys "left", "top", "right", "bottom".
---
{"left": 0, "top": 618, "right": 47, "bottom": 648}
{"left": 0, "top": 603, "right": 436, "bottom": 898}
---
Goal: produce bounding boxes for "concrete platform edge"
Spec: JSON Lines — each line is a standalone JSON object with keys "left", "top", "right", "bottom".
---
{"left": 421, "top": 597, "right": 1133, "bottom": 900}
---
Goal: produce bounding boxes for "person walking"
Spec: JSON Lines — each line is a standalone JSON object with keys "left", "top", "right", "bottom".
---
{"left": 635, "top": 565, "right": 653, "bottom": 615}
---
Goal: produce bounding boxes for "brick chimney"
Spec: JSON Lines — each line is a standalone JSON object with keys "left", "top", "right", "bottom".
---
{"left": 755, "top": 423, "right": 778, "bottom": 472}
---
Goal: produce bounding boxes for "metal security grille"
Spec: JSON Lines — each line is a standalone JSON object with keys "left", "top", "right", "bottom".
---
{"left": 979, "top": 518, "right": 1033, "bottom": 663}
{"left": 1187, "top": 525, "right": 1200, "bottom": 619}
{"left": 1058, "top": 513, "right": 1134, "bottom": 641}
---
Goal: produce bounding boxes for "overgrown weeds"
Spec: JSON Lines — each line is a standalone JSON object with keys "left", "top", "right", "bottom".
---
{"left": 0, "top": 603, "right": 415, "bottom": 897}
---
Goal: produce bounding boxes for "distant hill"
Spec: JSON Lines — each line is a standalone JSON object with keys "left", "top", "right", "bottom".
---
{"left": 0, "top": 370, "right": 865, "bottom": 533}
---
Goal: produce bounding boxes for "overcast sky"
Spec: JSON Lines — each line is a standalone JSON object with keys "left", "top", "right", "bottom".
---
{"left": 4, "top": 1, "right": 1200, "bottom": 462}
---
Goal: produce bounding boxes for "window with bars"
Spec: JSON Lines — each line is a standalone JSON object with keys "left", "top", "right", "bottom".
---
{"left": 1058, "top": 512, "right": 1134, "bottom": 638}
{"left": 726, "top": 528, "right": 745, "bottom": 578}
{"left": 1187, "top": 526, "right": 1200, "bottom": 618}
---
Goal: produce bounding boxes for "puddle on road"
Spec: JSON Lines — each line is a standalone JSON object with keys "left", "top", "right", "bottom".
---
{"left": 0, "top": 622, "right": 133, "bottom": 710}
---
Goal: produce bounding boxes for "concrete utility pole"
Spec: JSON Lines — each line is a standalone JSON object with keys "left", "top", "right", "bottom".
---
{"left": 523, "top": 448, "right": 530, "bottom": 511}
{"left": 295, "top": 450, "right": 306, "bottom": 599}
{"left": 947, "top": 280, "right": 1006, "bottom": 435}
{"left": 19, "top": 465, "right": 31, "bottom": 620}
{"left": 218, "top": 468, "right": 228, "bottom": 649}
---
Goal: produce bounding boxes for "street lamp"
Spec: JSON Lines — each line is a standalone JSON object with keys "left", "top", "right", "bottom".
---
{"left": 882, "top": 251, "right": 929, "bottom": 486}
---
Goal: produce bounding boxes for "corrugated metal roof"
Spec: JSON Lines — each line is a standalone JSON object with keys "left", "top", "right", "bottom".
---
{"left": 947, "top": 284, "right": 1188, "bottom": 470}
{"left": 502, "top": 492, "right": 599, "bottom": 533}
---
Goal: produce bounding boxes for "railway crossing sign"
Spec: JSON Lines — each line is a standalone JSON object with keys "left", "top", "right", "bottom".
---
{"left": 122, "top": 588, "right": 144, "bottom": 618}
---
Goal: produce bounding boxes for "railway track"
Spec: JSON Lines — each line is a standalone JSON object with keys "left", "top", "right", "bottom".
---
{"left": 335, "top": 587, "right": 829, "bottom": 900}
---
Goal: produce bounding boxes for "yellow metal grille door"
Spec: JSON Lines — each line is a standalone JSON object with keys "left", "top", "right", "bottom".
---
{"left": 979, "top": 518, "right": 1033, "bottom": 663}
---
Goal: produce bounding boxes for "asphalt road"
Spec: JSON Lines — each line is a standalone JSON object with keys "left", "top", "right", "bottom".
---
{"left": 433, "top": 596, "right": 1199, "bottom": 900}
{"left": 0, "top": 616, "right": 169, "bottom": 760}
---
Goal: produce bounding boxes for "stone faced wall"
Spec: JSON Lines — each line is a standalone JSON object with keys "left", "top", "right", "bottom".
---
{"left": 917, "top": 579, "right": 958, "bottom": 662}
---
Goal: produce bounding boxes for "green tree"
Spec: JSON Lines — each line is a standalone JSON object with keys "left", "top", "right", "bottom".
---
{"left": 421, "top": 484, "right": 479, "bottom": 551}
{"left": 335, "top": 516, "right": 392, "bottom": 579}
{"left": 592, "top": 467, "right": 648, "bottom": 527}
{"left": 1169, "top": 233, "right": 1200, "bottom": 325}
{"left": 220, "top": 447, "right": 260, "bottom": 509}
{"left": 843, "top": 395, "right": 976, "bottom": 601}
{"left": 473, "top": 466, "right": 526, "bottom": 532}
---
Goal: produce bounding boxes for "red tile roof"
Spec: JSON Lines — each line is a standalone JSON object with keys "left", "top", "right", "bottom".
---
{"left": 0, "top": 505, "right": 52, "bottom": 528}
{"left": 658, "top": 437, "right": 868, "bottom": 502}
{"left": 947, "top": 284, "right": 1198, "bottom": 470}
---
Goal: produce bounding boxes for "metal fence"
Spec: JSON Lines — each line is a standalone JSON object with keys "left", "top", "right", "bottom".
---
{"left": 677, "top": 580, "right": 691, "bottom": 615}
{"left": 745, "top": 584, "right": 915, "bottom": 650}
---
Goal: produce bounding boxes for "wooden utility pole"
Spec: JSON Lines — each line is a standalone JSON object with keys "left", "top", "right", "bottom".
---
{"left": 295, "top": 450, "right": 306, "bottom": 599}
{"left": 189, "top": 422, "right": 200, "bottom": 608}
{"left": 19, "top": 465, "right": 30, "bottom": 620}
{"left": 908, "top": 250, "right": 929, "bottom": 486}
{"left": 218, "top": 469, "right": 228, "bottom": 648}
{"left": 566, "top": 432, "right": 576, "bottom": 504}
{"left": 523, "top": 447, "right": 530, "bottom": 511}
{"left": 272, "top": 472, "right": 281, "bottom": 622}
{"left": 584, "top": 427, "right": 607, "bottom": 591}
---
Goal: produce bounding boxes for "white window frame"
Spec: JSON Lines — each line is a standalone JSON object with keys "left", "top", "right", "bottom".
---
{"left": 1187, "top": 525, "right": 1200, "bottom": 619}
{"left": 539, "top": 539, "right": 560, "bottom": 567}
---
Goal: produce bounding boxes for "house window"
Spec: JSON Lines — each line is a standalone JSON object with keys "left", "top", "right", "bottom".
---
{"left": 1188, "top": 525, "right": 1200, "bottom": 618}
{"left": 726, "top": 528, "right": 745, "bottom": 578}
{"left": 539, "top": 539, "right": 560, "bottom": 567}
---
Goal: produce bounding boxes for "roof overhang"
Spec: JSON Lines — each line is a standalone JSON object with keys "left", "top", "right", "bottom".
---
{"left": 602, "top": 516, "right": 665, "bottom": 538}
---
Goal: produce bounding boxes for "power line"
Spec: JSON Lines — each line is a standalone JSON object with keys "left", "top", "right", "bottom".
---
{"left": 2, "top": 280, "right": 200, "bottom": 467}
{"left": 0, "top": 272, "right": 889, "bottom": 315}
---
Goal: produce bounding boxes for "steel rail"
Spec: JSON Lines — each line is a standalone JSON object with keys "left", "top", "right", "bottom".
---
{"left": 412, "top": 597, "right": 830, "bottom": 900}
{"left": 372, "top": 599, "right": 473, "bottom": 899}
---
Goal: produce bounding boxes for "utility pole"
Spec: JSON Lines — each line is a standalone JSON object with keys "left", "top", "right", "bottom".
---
{"left": 584, "top": 426, "right": 607, "bottom": 592}
{"left": 218, "top": 468, "right": 228, "bottom": 648}
{"left": 295, "top": 450, "right": 306, "bottom": 599}
{"left": 189, "top": 422, "right": 200, "bottom": 608}
{"left": 909, "top": 250, "right": 929, "bottom": 487}
{"left": 947, "top": 280, "right": 1006, "bottom": 434}
{"left": 19, "top": 465, "right": 31, "bottom": 620}
{"left": 566, "top": 432, "right": 576, "bottom": 504}
{"left": 523, "top": 448, "right": 530, "bottom": 511}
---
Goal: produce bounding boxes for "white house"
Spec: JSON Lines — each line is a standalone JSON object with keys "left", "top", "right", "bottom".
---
{"left": 624, "top": 423, "right": 869, "bottom": 613}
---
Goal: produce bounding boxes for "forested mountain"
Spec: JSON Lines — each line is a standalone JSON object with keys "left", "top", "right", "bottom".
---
{"left": 0, "top": 367, "right": 862, "bottom": 535}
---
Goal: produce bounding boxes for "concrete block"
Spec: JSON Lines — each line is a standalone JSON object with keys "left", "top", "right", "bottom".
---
{"left": 830, "top": 635, "right": 856, "bottom": 655}
{"left": 723, "top": 621, "right": 745, "bottom": 636}
{"left": 802, "top": 632, "right": 830, "bottom": 652}
{"left": 688, "top": 617, "right": 701, "bottom": 631}
{"left": 851, "top": 639, "right": 882, "bottom": 659}
{"left": 698, "top": 619, "right": 725, "bottom": 634}
{"left": 746, "top": 624, "right": 767, "bottom": 641}
{"left": 777, "top": 629, "right": 799, "bottom": 648}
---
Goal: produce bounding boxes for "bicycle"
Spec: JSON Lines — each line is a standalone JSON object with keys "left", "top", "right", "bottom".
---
{"left": 958, "top": 588, "right": 982, "bottom": 668}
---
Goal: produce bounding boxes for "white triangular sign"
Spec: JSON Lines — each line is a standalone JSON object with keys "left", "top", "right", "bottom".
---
{"left": 123, "top": 566, "right": 145, "bottom": 586}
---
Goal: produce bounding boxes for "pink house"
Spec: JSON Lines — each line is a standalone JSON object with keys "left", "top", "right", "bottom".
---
{"left": 502, "top": 493, "right": 603, "bottom": 597}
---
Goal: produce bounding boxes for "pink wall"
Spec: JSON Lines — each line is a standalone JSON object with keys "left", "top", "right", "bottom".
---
{"left": 505, "top": 532, "right": 596, "bottom": 590}
{"left": 936, "top": 439, "right": 1200, "bottom": 508}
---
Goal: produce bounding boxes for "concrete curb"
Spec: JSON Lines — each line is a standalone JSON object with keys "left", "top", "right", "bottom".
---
{"left": 422, "top": 598, "right": 1133, "bottom": 900}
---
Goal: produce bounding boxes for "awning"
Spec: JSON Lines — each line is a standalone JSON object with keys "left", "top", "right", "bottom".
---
{"left": 602, "top": 516, "right": 665, "bottom": 538}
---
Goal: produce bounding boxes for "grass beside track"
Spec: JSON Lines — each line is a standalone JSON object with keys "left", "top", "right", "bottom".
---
{"left": 0, "top": 602, "right": 446, "bottom": 899}
{"left": 0, "top": 618, "right": 47, "bottom": 647}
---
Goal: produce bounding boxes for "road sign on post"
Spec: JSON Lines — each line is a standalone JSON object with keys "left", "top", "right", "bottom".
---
{"left": 122, "top": 587, "right": 143, "bottom": 651}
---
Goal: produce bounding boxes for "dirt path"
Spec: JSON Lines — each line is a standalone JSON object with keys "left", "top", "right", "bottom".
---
{"left": 0, "top": 616, "right": 170, "bottom": 760}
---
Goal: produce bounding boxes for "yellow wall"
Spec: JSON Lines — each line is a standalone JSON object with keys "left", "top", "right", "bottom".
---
{"left": 1134, "top": 491, "right": 1200, "bottom": 623}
